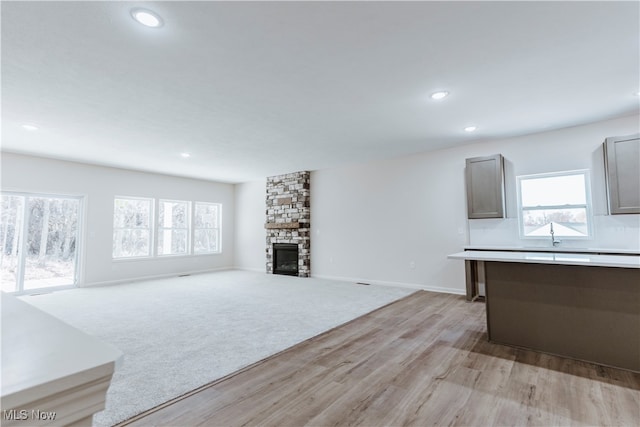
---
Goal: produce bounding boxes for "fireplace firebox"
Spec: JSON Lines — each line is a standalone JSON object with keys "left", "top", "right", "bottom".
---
{"left": 273, "top": 243, "right": 299, "bottom": 276}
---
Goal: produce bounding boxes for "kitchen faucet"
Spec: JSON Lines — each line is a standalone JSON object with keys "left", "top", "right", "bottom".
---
{"left": 550, "top": 222, "right": 561, "bottom": 247}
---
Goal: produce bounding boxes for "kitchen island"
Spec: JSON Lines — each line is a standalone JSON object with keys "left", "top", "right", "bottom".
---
{"left": 1, "top": 294, "right": 123, "bottom": 426}
{"left": 448, "top": 250, "right": 640, "bottom": 372}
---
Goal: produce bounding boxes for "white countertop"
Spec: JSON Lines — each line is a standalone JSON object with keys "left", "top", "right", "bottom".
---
{"left": 1, "top": 293, "right": 123, "bottom": 411}
{"left": 449, "top": 250, "right": 640, "bottom": 268}
{"left": 464, "top": 245, "right": 639, "bottom": 255}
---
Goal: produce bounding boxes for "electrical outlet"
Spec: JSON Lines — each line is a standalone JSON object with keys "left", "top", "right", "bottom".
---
{"left": 409, "top": 261, "right": 416, "bottom": 269}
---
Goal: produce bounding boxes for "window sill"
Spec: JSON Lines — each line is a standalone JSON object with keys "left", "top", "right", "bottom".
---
{"left": 112, "top": 252, "right": 222, "bottom": 262}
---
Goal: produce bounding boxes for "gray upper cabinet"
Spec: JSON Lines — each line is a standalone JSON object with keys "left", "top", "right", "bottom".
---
{"left": 604, "top": 134, "right": 640, "bottom": 214}
{"left": 465, "top": 154, "right": 505, "bottom": 219}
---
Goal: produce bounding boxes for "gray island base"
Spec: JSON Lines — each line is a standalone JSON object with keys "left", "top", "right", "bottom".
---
{"left": 485, "top": 261, "right": 639, "bottom": 372}
{"left": 449, "top": 250, "right": 640, "bottom": 372}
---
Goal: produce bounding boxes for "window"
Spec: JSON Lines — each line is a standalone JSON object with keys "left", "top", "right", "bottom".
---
{"left": 113, "top": 197, "right": 153, "bottom": 258}
{"left": 517, "top": 170, "right": 591, "bottom": 239}
{"left": 112, "top": 198, "right": 221, "bottom": 259}
{"left": 1, "top": 192, "right": 82, "bottom": 293}
{"left": 194, "top": 202, "right": 221, "bottom": 254}
{"left": 158, "top": 199, "right": 190, "bottom": 256}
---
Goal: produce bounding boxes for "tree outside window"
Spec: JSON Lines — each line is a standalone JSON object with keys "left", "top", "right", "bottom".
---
{"left": 158, "top": 200, "right": 190, "bottom": 256}
{"left": 194, "top": 202, "right": 220, "bottom": 254}
{"left": 113, "top": 197, "right": 153, "bottom": 258}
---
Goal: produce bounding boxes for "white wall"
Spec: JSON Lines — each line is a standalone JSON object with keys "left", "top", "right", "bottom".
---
{"left": 234, "top": 179, "right": 266, "bottom": 272}
{"left": 1, "top": 153, "right": 235, "bottom": 286}
{"left": 311, "top": 143, "right": 471, "bottom": 293}
{"left": 235, "top": 114, "right": 639, "bottom": 294}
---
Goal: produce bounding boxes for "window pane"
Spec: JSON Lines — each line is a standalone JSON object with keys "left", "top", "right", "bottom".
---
{"left": 158, "top": 229, "right": 188, "bottom": 255}
{"left": 114, "top": 199, "right": 151, "bottom": 228}
{"left": 195, "top": 203, "right": 218, "bottom": 228}
{"left": 113, "top": 229, "right": 150, "bottom": 258}
{"left": 194, "top": 202, "right": 220, "bottom": 254}
{"left": 521, "top": 174, "right": 586, "bottom": 207}
{"left": 523, "top": 208, "right": 588, "bottom": 237}
{"left": 157, "top": 200, "right": 189, "bottom": 256}
{"left": 23, "top": 197, "right": 79, "bottom": 290}
{"left": 113, "top": 198, "right": 152, "bottom": 258}
{"left": 518, "top": 171, "right": 591, "bottom": 239}
{"left": 159, "top": 200, "right": 188, "bottom": 228}
{"left": 194, "top": 229, "right": 218, "bottom": 254}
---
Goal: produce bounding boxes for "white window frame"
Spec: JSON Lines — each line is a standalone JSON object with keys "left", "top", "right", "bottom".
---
{"left": 113, "top": 196, "right": 154, "bottom": 259}
{"left": 1, "top": 191, "right": 83, "bottom": 294}
{"left": 157, "top": 199, "right": 191, "bottom": 257}
{"left": 193, "top": 202, "right": 222, "bottom": 255}
{"left": 516, "top": 169, "right": 593, "bottom": 240}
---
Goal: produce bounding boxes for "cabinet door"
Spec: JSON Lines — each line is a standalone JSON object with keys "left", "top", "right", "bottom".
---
{"left": 465, "top": 154, "right": 505, "bottom": 219}
{"left": 604, "top": 134, "right": 640, "bottom": 214}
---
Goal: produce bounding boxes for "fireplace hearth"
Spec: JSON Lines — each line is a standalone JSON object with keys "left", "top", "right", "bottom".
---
{"left": 273, "top": 243, "right": 299, "bottom": 276}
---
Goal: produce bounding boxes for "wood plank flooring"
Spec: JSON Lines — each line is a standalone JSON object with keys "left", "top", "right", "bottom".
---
{"left": 122, "top": 291, "right": 640, "bottom": 427}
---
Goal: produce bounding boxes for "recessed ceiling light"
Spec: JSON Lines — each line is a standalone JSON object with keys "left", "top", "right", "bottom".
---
{"left": 464, "top": 126, "right": 477, "bottom": 132}
{"left": 21, "top": 123, "right": 39, "bottom": 131}
{"left": 180, "top": 152, "right": 191, "bottom": 158}
{"left": 634, "top": 91, "right": 640, "bottom": 96}
{"left": 430, "top": 91, "right": 449, "bottom": 100}
{"left": 131, "top": 8, "right": 163, "bottom": 28}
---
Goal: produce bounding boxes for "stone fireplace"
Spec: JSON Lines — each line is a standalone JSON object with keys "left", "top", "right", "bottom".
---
{"left": 265, "top": 171, "right": 310, "bottom": 277}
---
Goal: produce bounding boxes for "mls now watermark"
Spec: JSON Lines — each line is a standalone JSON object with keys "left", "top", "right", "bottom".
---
{"left": 3, "top": 409, "right": 57, "bottom": 421}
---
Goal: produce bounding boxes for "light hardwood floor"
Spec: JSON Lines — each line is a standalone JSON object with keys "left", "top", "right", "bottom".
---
{"left": 122, "top": 291, "right": 640, "bottom": 426}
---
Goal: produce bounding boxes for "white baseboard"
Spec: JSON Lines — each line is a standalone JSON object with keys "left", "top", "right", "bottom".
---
{"left": 80, "top": 267, "right": 234, "bottom": 288}
{"left": 311, "top": 274, "right": 466, "bottom": 296}
{"left": 81, "top": 269, "right": 465, "bottom": 297}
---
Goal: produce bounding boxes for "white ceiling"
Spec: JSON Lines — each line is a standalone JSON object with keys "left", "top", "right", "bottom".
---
{"left": 2, "top": 1, "right": 639, "bottom": 183}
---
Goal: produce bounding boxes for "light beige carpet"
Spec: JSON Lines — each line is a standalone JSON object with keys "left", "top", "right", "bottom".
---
{"left": 21, "top": 270, "right": 413, "bottom": 426}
